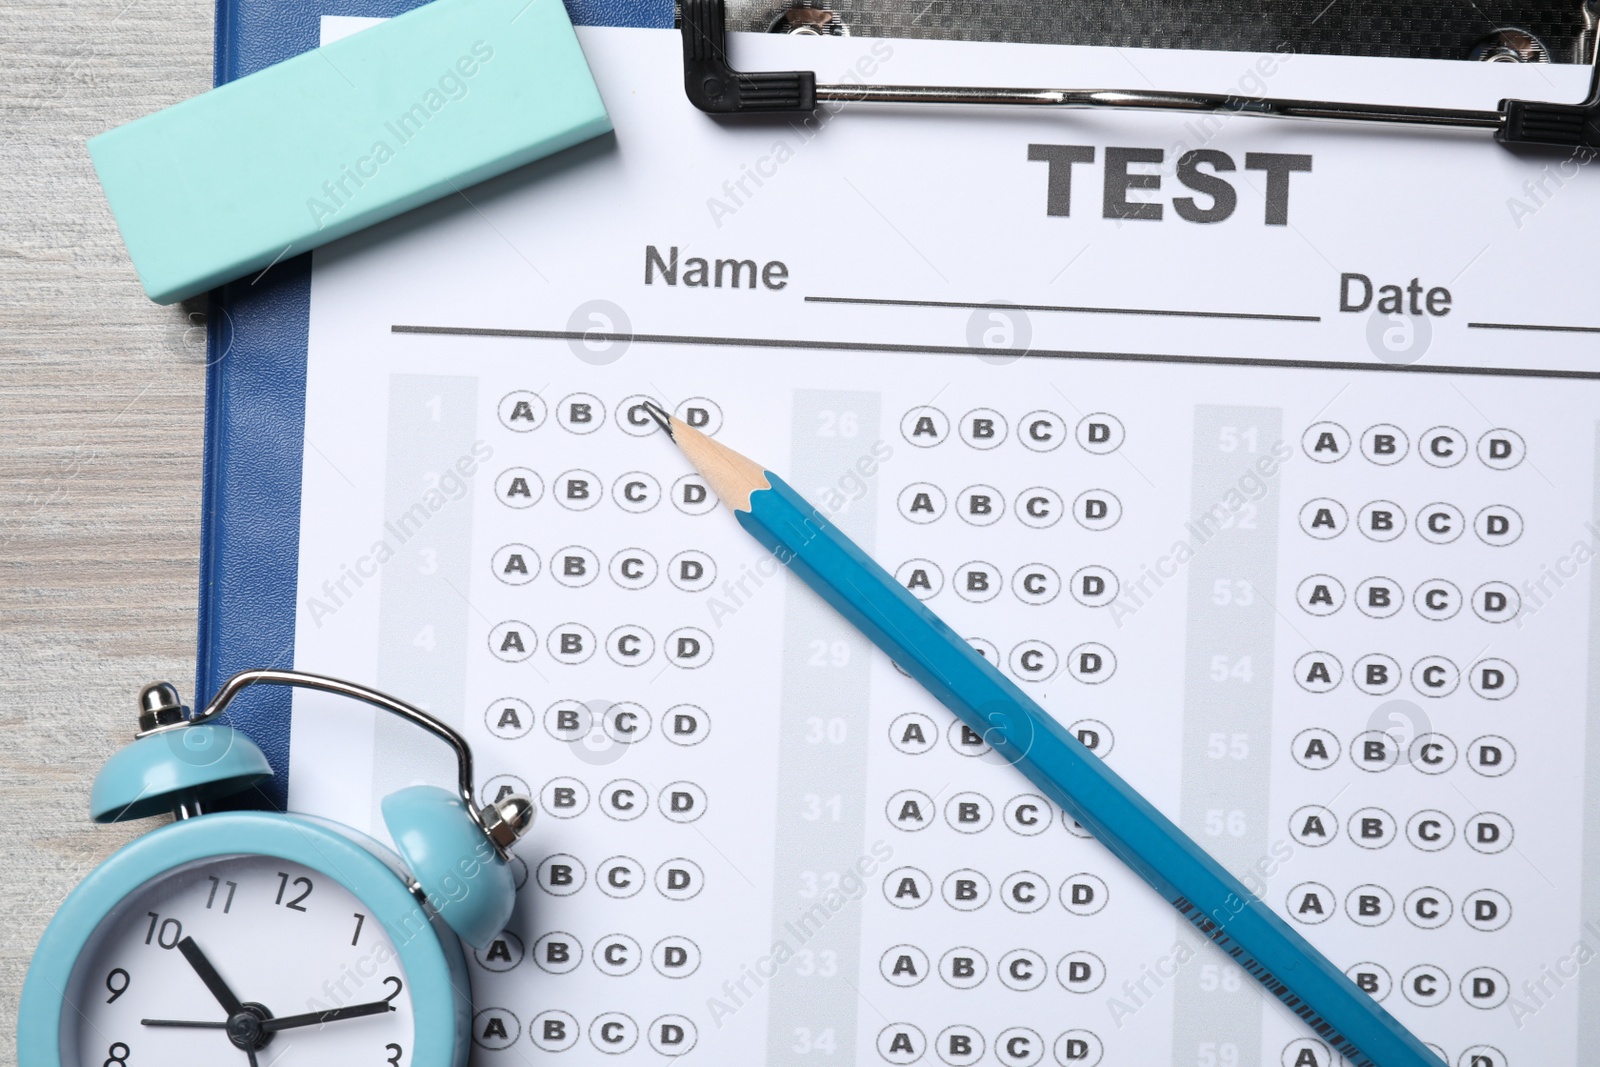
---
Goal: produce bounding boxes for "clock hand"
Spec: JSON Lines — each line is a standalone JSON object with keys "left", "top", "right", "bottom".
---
{"left": 176, "top": 936, "right": 246, "bottom": 1017}
{"left": 140, "top": 1018, "right": 228, "bottom": 1028}
{"left": 261, "top": 1000, "right": 394, "bottom": 1032}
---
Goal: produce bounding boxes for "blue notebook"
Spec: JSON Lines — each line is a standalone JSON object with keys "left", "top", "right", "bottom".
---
{"left": 197, "top": 0, "right": 667, "bottom": 810}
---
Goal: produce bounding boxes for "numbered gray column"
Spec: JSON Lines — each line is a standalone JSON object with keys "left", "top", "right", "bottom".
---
{"left": 1578, "top": 423, "right": 1600, "bottom": 1054}
{"left": 371, "top": 374, "right": 479, "bottom": 825}
{"left": 763, "top": 391, "right": 882, "bottom": 1067}
{"left": 1169, "top": 406, "right": 1283, "bottom": 1067}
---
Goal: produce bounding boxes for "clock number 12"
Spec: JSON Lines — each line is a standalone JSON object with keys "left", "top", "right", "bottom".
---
{"left": 274, "top": 872, "right": 313, "bottom": 912}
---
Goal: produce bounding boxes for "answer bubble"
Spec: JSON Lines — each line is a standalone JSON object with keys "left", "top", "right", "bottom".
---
{"left": 648, "top": 1014, "right": 698, "bottom": 1057}
{"left": 671, "top": 473, "right": 718, "bottom": 515}
{"left": 488, "top": 621, "right": 537, "bottom": 662}
{"left": 492, "top": 543, "right": 540, "bottom": 586}
{"left": 655, "top": 858, "right": 704, "bottom": 901}
{"left": 587, "top": 1009, "right": 639, "bottom": 1050}
{"left": 944, "top": 792, "right": 995, "bottom": 833}
{"left": 546, "top": 622, "right": 596, "bottom": 665}
{"left": 615, "top": 394, "right": 665, "bottom": 437}
{"left": 1003, "top": 793, "right": 1051, "bottom": 836}
{"left": 1474, "top": 504, "right": 1523, "bottom": 546}
{"left": 1419, "top": 425, "right": 1465, "bottom": 467}
{"left": 1411, "top": 655, "right": 1460, "bottom": 697}
{"left": 596, "top": 856, "right": 645, "bottom": 898}
{"left": 878, "top": 1023, "right": 927, "bottom": 1065}
{"left": 956, "top": 484, "right": 1006, "bottom": 526}
{"left": 1357, "top": 500, "right": 1406, "bottom": 542}
{"left": 611, "top": 471, "right": 661, "bottom": 513}
{"left": 1346, "top": 884, "right": 1395, "bottom": 927}
{"left": 663, "top": 704, "right": 710, "bottom": 746}
{"left": 1017, "top": 409, "right": 1064, "bottom": 452}
{"left": 1401, "top": 964, "right": 1450, "bottom": 1007}
{"left": 1072, "top": 489, "right": 1121, "bottom": 530}
{"left": 553, "top": 469, "right": 601, "bottom": 511}
{"left": 551, "top": 545, "right": 599, "bottom": 588}
{"left": 658, "top": 781, "right": 706, "bottom": 822}
{"left": 668, "top": 549, "right": 717, "bottom": 592}
{"left": 1008, "top": 640, "right": 1059, "bottom": 682}
{"left": 1345, "top": 962, "right": 1391, "bottom": 1002}
{"left": 901, "top": 405, "right": 950, "bottom": 447}
{"left": 1472, "top": 580, "right": 1520, "bottom": 623}
{"left": 886, "top": 789, "right": 935, "bottom": 832}
{"left": 884, "top": 866, "right": 933, "bottom": 910}
{"left": 998, "top": 948, "right": 1048, "bottom": 991}
{"left": 495, "top": 467, "right": 543, "bottom": 509}
{"left": 959, "top": 407, "right": 1009, "bottom": 448}
{"left": 536, "top": 854, "right": 586, "bottom": 896}
{"left": 1012, "top": 562, "right": 1061, "bottom": 605}
{"left": 1076, "top": 412, "right": 1124, "bottom": 454}
{"left": 1302, "top": 421, "right": 1351, "bottom": 463}
{"left": 529, "top": 1009, "right": 580, "bottom": 1052}
{"left": 881, "top": 945, "right": 930, "bottom": 987}
{"left": 497, "top": 389, "right": 546, "bottom": 431}
{"left": 485, "top": 697, "right": 534, "bottom": 740}
{"left": 608, "top": 549, "right": 657, "bottom": 590}
{"left": 1477, "top": 428, "right": 1525, "bottom": 469}
{"left": 1360, "top": 423, "right": 1409, "bottom": 464}
{"left": 540, "top": 776, "right": 589, "bottom": 818}
{"left": 1296, "top": 574, "right": 1345, "bottom": 615}
{"left": 1416, "top": 502, "right": 1465, "bottom": 544}
{"left": 1298, "top": 497, "right": 1347, "bottom": 539}
{"left": 898, "top": 482, "right": 947, "bottom": 523}
{"left": 896, "top": 558, "right": 944, "bottom": 600}
{"left": 674, "top": 397, "right": 723, "bottom": 435}
{"left": 1015, "top": 486, "right": 1063, "bottom": 529}
{"left": 605, "top": 625, "right": 655, "bottom": 667}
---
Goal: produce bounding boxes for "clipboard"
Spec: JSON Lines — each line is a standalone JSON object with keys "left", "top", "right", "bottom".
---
{"left": 197, "top": 0, "right": 670, "bottom": 809}
{"left": 197, "top": 0, "right": 1589, "bottom": 811}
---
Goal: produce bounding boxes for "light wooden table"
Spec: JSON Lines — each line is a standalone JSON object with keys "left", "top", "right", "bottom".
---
{"left": 0, "top": 0, "right": 215, "bottom": 1051}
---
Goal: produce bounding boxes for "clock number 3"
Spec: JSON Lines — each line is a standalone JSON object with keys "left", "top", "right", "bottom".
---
{"left": 274, "top": 871, "right": 314, "bottom": 911}
{"left": 385, "top": 1043, "right": 404, "bottom": 1066}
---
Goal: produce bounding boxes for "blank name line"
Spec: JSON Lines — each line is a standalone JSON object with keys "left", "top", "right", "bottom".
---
{"left": 1468, "top": 321, "right": 1600, "bottom": 334}
{"left": 805, "top": 294, "right": 1321, "bottom": 323}
{"left": 390, "top": 324, "right": 1600, "bottom": 381}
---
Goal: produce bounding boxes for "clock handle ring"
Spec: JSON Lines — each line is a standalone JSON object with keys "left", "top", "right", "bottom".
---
{"left": 189, "top": 668, "right": 530, "bottom": 855}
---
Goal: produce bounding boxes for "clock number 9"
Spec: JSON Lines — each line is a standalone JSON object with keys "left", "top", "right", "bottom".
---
{"left": 103, "top": 1042, "right": 130, "bottom": 1067}
{"left": 104, "top": 968, "right": 129, "bottom": 1003}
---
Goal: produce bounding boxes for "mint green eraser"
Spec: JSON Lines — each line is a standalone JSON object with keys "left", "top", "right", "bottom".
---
{"left": 88, "top": 0, "right": 611, "bottom": 303}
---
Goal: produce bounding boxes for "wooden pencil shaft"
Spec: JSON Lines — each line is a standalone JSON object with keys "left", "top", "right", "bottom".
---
{"left": 667, "top": 428, "right": 1445, "bottom": 1067}
{"left": 740, "top": 477, "right": 1441, "bottom": 1067}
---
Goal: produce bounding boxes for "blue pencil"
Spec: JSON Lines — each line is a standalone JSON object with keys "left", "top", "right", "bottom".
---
{"left": 641, "top": 400, "right": 1443, "bottom": 1067}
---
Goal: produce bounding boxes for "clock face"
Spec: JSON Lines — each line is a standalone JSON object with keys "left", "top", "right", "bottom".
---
{"left": 64, "top": 854, "right": 414, "bottom": 1067}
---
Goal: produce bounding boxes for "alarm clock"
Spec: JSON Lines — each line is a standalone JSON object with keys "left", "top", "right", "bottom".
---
{"left": 18, "top": 668, "right": 535, "bottom": 1067}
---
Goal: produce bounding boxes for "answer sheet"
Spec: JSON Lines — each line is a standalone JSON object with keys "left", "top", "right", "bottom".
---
{"left": 290, "top": 22, "right": 1600, "bottom": 1067}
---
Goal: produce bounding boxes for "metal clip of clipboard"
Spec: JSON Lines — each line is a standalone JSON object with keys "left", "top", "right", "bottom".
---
{"left": 680, "top": 0, "right": 1600, "bottom": 149}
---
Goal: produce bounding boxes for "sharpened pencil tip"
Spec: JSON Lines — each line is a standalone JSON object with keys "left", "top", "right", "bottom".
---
{"left": 640, "top": 399, "right": 675, "bottom": 439}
